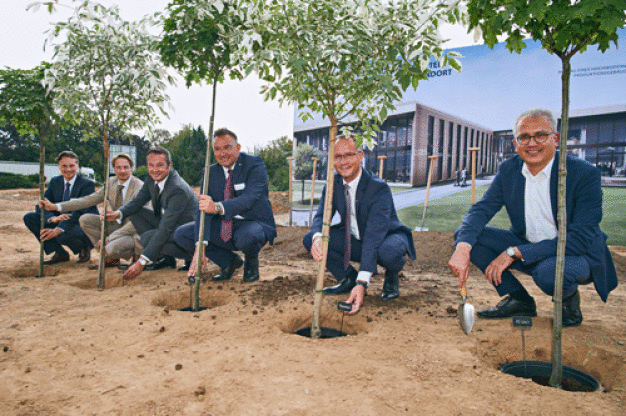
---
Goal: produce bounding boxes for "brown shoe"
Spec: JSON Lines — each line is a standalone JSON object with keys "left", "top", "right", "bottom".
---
{"left": 44, "top": 251, "right": 70, "bottom": 265}
{"left": 87, "top": 258, "right": 120, "bottom": 270}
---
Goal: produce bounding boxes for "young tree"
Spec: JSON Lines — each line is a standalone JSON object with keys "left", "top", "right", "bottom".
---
{"left": 294, "top": 144, "right": 320, "bottom": 203}
{"left": 159, "top": 0, "right": 251, "bottom": 311}
{"left": 0, "top": 65, "right": 60, "bottom": 277}
{"left": 467, "top": 0, "right": 626, "bottom": 386}
{"left": 39, "top": 1, "right": 174, "bottom": 289}
{"left": 208, "top": 0, "right": 465, "bottom": 337}
{"left": 252, "top": 135, "right": 293, "bottom": 191}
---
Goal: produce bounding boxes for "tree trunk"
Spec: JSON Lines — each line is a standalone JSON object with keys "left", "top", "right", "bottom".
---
{"left": 301, "top": 178, "right": 305, "bottom": 204}
{"left": 97, "top": 128, "right": 111, "bottom": 290}
{"left": 38, "top": 141, "right": 46, "bottom": 278}
{"left": 193, "top": 74, "right": 218, "bottom": 312}
{"left": 311, "top": 116, "right": 338, "bottom": 339}
{"left": 549, "top": 56, "right": 571, "bottom": 388}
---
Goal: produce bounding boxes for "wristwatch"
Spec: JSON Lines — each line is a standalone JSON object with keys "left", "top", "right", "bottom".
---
{"left": 506, "top": 246, "right": 517, "bottom": 259}
{"left": 215, "top": 202, "right": 224, "bottom": 214}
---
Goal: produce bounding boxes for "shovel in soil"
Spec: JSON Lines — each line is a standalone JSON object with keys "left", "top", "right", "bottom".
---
{"left": 458, "top": 283, "right": 475, "bottom": 335}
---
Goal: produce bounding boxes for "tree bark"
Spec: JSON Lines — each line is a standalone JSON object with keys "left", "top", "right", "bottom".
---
{"left": 97, "top": 128, "right": 110, "bottom": 290}
{"left": 311, "top": 117, "right": 338, "bottom": 339}
{"left": 549, "top": 56, "right": 571, "bottom": 388}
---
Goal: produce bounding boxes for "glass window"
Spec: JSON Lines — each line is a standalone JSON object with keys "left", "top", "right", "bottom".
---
{"left": 427, "top": 116, "right": 435, "bottom": 156}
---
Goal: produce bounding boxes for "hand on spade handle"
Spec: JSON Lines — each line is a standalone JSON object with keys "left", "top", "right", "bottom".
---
{"left": 448, "top": 242, "right": 471, "bottom": 288}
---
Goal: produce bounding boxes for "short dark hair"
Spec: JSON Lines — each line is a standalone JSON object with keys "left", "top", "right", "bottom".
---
{"left": 147, "top": 146, "right": 172, "bottom": 165}
{"left": 56, "top": 150, "right": 79, "bottom": 165}
{"left": 111, "top": 153, "right": 134, "bottom": 168}
{"left": 214, "top": 128, "right": 238, "bottom": 143}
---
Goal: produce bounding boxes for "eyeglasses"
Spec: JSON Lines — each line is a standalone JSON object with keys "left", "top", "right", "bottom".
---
{"left": 335, "top": 152, "right": 359, "bottom": 161}
{"left": 515, "top": 131, "right": 554, "bottom": 145}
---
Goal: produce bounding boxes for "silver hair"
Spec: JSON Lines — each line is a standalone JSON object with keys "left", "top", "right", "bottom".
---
{"left": 513, "top": 109, "right": 557, "bottom": 137}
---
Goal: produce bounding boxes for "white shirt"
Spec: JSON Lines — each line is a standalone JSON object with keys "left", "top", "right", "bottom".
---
{"left": 522, "top": 157, "right": 558, "bottom": 243}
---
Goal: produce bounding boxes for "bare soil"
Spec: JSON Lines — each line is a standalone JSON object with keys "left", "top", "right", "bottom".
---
{"left": 1, "top": 188, "right": 625, "bottom": 415}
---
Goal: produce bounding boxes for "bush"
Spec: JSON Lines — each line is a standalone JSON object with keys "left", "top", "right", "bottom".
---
{"left": 133, "top": 165, "right": 149, "bottom": 181}
{"left": 0, "top": 172, "right": 39, "bottom": 189}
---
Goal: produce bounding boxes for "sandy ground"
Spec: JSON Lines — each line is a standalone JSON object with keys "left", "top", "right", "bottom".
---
{"left": 1, "top": 188, "right": 625, "bottom": 416}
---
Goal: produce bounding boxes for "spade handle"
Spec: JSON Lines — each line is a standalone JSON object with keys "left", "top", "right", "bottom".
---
{"left": 460, "top": 284, "right": 467, "bottom": 298}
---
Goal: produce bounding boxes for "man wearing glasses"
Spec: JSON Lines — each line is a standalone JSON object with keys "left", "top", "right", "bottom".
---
{"left": 303, "top": 136, "right": 416, "bottom": 314}
{"left": 448, "top": 109, "right": 617, "bottom": 327}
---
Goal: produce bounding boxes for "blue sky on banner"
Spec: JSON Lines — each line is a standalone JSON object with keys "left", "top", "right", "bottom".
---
{"left": 295, "top": 27, "right": 626, "bottom": 132}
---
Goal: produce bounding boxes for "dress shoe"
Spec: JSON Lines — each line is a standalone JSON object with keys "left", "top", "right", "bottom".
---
{"left": 88, "top": 258, "right": 120, "bottom": 270}
{"left": 477, "top": 295, "right": 537, "bottom": 319}
{"left": 77, "top": 248, "right": 91, "bottom": 264}
{"left": 43, "top": 251, "right": 70, "bottom": 265}
{"left": 242, "top": 256, "right": 260, "bottom": 283}
{"left": 213, "top": 256, "right": 244, "bottom": 281}
{"left": 118, "top": 255, "right": 140, "bottom": 270}
{"left": 145, "top": 255, "right": 177, "bottom": 271}
{"left": 323, "top": 269, "right": 357, "bottom": 295}
{"left": 562, "top": 290, "right": 583, "bottom": 327}
{"left": 380, "top": 271, "right": 399, "bottom": 301}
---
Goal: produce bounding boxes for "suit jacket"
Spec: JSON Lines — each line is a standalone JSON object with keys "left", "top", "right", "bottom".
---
{"left": 197, "top": 152, "right": 277, "bottom": 244}
{"left": 36, "top": 174, "right": 98, "bottom": 230}
{"left": 455, "top": 152, "right": 617, "bottom": 301}
{"left": 120, "top": 169, "right": 198, "bottom": 260}
{"left": 311, "top": 168, "right": 416, "bottom": 274}
{"left": 59, "top": 175, "right": 144, "bottom": 240}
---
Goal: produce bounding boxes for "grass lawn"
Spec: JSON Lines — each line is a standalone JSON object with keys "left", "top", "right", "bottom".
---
{"left": 397, "top": 185, "right": 626, "bottom": 247}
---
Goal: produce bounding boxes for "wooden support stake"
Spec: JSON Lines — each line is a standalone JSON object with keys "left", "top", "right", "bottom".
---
{"left": 286, "top": 157, "right": 295, "bottom": 226}
{"left": 469, "top": 147, "right": 480, "bottom": 204}
{"left": 377, "top": 155, "right": 387, "bottom": 179}
{"left": 418, "top": 156, "right": 438, "bottom": 230}
{"left": 308, "top": 157, "right": 319, "bottom": 226}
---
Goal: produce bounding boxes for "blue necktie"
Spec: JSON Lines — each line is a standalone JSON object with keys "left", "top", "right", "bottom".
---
{"left": 63, "top": 182, "right": 71, "bottom": 202}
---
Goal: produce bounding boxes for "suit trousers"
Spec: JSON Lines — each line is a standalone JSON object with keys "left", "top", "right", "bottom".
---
{"left": 23, "top": 212, "right": 92, "bottom": 255}
{"left": 303, "top": 227, "right": 410, "bottom": 281}
{"left": 79, "top": 214, "right": 136, "bottom": 260}
{"left": 459, "top": 226, "right": 592, "bottom": 299}
{"left": 174, "top": 217, "right": 268, "bottom": 269}
{"left": 129, "top": 207, "right": 188, "bottom": 261}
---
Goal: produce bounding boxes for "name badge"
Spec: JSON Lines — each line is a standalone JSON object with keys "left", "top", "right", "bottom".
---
{"left": 234, "top": 183, "right": 245, "bottom": 191}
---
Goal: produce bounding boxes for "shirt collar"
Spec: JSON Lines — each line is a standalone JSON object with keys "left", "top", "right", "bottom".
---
{"left": 65, "top": 175, "right": 77, "bottom": 187}
{"left": 156, "top": 174, "right": 169, "bottom": 191}
{"left": 522, "top": 156, "right": 555, "bottom": 181}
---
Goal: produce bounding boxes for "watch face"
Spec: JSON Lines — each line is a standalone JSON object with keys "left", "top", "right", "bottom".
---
{"left": 507, "top": 247, "right": 515, "bottom": 257}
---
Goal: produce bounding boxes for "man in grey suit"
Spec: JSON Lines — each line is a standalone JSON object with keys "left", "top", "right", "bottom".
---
{"left": 40, "top": 153, "right": 144, "bottom": 269}
{"left": 105, "top": 147, "right": 198, "bottom": 280}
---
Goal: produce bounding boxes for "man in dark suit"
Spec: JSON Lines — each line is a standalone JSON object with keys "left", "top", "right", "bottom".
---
{"left": 303, "top": 136, "right": 416, "bottom": 314}
{"left": 105, "top": 147, "right": 198, "bottom": 280}
{"left": 174, "top": 128, "right": 277, "bottom": 283}
{"left": 24, "top": 151, "right": 98, "bottom": 265}
{"left": 449, "top": 109, "right": 617, "bottom": 327}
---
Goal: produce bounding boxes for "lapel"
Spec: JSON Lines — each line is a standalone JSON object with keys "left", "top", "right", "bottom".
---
{"left": 212, "top": 164, "right": 227, "bottom": 200}
{"left": 231, "top": 153, "right": 244, "bottom": 194}
{"left": 549, "top": 152, "right": 560, "bottom": 226}
{"left": 69, "top": 175, "right": 81, "bottom": 198}
{"left": 335, "top": 173, "right": 346, "bottom": 223}
{"left": 354, "top": 169, "right": 368, "bottom": 227}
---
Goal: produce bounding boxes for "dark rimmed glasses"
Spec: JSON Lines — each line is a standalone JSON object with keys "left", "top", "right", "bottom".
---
{"left": 515, "top": 131, "right": 555, "bottom": 145}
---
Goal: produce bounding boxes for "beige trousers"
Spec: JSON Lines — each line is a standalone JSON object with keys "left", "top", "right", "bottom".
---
{"left": 79, "top": 214, "right": 141, "bottom": 260}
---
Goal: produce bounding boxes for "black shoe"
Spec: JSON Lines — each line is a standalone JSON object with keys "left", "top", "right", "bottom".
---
{"left": 562, "top": 290, "right": 583, "bottom": 327}
{"left": 213, "top": 256, "right": 244, "bottom": 281}
{"left": 43, "top": 251, "right": 70, "bottom": 265}
{"left": 323, "top": 269, "right": 357, "bottom": 295}
{"left": 178, "top": 259, "right": 191, "bottom": 272}
{"left": 477, "top": 295, "right": 537, "bottom": 319}
{"left": 242, "top": 256, "right": 260, "bottom": 283}
{"left": 77, "top": 248, "right": 91, "bottom": 264}
{"left": 145, "top": 255, "right": 176, "bottom": 271}
{"left": 380, "top": 271, "right": 399, "bottom": 301}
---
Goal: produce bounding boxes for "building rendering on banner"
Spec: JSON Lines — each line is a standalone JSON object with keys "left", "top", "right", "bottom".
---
{"left": 293, "top": 101, "right": 496, "bottom": 187}
{"left": 293, "top": 28, "right": 625, "bottom": 186}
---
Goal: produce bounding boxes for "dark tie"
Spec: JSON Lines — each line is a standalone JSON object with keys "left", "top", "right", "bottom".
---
{"left": 153, "top": 183, "right": 161, "bottom": 218}
{"left": 113, "top": 184, "right": 124, "bottom": 210}
{"left": 344, "top": 183, "right": 351, "bottom": 270}
{"left": 63, "top": 182, "right": 71, "bottom": 202}
{"left": 220, "top": 169, "right": 233, "bottom": 242}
